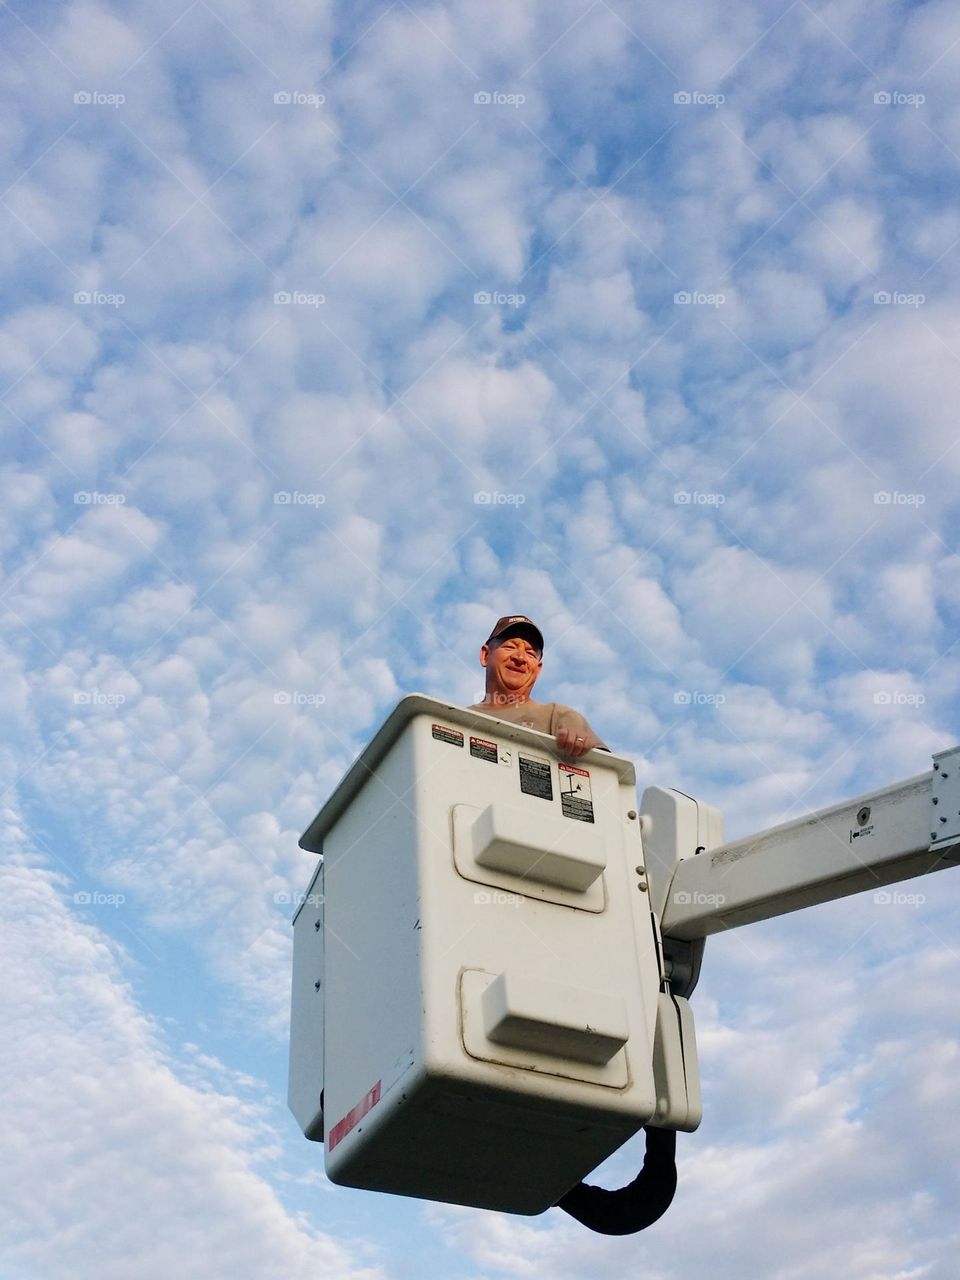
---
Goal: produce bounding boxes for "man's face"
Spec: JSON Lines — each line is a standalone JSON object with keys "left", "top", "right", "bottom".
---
{"left": 480, "top": 633, "right": 543, "bottom": 700}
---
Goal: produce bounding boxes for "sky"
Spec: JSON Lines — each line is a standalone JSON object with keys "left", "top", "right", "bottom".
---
{"left": 1, "top": 0, "right": 959, "bottom": 1276}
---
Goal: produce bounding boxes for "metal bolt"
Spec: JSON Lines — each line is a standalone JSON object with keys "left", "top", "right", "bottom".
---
{"left": 635, "top": 865, "right": 645, "bottom": 875}
{"left": 627, "top": 810, "right": 637, "bottom": 820}
{"left": 933, "top": 797, "right": 939, "bottom": 805}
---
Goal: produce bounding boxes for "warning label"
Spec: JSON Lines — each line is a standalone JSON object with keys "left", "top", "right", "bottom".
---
{"left": 470, "top": 736, "right": 498, "bottom": 763}
{"left": 519, "top": 754, "right": 553, "bottom": 801}
{"left": 559, "top": 762, "right": 594, "bottom": 823}
{"left": 432, "top": 723, "right": 464, "bottom": 747}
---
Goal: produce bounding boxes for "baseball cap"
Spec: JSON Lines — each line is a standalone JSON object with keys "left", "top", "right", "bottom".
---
{"left": 485, "top": 615, "right": 544, "bottom": 653}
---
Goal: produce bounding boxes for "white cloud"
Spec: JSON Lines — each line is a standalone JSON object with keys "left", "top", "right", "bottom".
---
{"left": 673, "top": 544, "right": 836, "bottom": 682}
{"left": 3, "top": 0, "right": 960, "bottom": 1275}
{"left": 0, "top": 851, "right": 387, "bottom": 1280}
{"left": 874, "top": 561, "right": 938, "bottom": 634}
{"left": 738, "top": 266, "right": 830, "bottom": 347}
{"left": 7, "top": 504, "right": 163, "bottom": 623}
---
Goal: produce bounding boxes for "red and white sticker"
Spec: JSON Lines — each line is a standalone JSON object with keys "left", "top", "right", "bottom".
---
{"left": 328, "top": 1080, "right": 382, "bottom": 1152}
{"left": 432, "top": 723, "right": 464, "bottom": 747}
{"left": 558, "top": 761, "right": 594, "bottom": 823}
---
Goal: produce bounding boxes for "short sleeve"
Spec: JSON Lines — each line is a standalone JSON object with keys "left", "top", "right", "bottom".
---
{"left": 550, "top": 703, "right": 608, "bottom": 751}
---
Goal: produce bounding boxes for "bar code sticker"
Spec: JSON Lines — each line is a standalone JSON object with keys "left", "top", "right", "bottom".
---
{"left": 519, "top": 753, "right": 553, "bottom": 801}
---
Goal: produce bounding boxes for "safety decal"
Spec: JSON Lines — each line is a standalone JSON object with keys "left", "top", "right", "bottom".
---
{"left": 328, "top": 1079, "right": 382, "bottom": 1152}
{"left": 559, "top": 761, "right": 594, "bottom": 823}
{"left": 469, "top": 736, "right": 498, "bottom": 763}
{"left": 432, "top": 723, "right": 464, "bottom": 747}
{"left": 518, "top": 753, "right": 553, "bottom": 801}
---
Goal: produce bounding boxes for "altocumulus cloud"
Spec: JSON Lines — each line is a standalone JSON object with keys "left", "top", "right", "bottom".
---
{"left": 0, "top": 837, "right": 386, "bottom": 1280}
{"left": 2, "top": 0, "right": 960, "bottom": 1276}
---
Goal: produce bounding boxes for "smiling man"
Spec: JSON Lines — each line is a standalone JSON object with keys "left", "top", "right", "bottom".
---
{"left": 469, "top": 617, "right": 675, "bottom": 1233}
{"left": 468, "top": 615, "right": 606, "bottom": 757}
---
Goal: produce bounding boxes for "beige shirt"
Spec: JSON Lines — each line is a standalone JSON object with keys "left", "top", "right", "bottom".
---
{"left": 468, "top": 698, "right": 607, "bottom": 749}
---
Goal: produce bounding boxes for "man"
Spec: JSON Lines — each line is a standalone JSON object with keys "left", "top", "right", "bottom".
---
{"left": 468, "top": 615, "right": 606, "bottom": 757}
{"left": 469, "top": 614, "right": 676, "bottom": 1235}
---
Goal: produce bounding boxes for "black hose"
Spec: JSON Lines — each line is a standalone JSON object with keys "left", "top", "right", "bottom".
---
{"left": 555, "top": 1126, "right": 677, "bottom": 1235}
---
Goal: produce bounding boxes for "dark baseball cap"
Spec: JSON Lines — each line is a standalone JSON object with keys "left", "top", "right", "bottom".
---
{"left": 485, "top": 615, "right": 544, "bottom": 653}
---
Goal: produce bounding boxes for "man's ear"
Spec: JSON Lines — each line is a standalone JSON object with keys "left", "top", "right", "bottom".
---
{"left": 479, "top": 643, "right": 490, "bottom": 669}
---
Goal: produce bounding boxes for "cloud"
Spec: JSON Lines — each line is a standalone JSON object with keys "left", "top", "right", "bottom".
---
{"left": 672, "top": 544, "right": 836, "bottom": 682}
{"left": 3, "top": 0, "right": 960, "bottom": 1275}
{"left": 0, "top": 848, "right": 387, "bottom": 1280}
{"left": 5, "top": 503, "right": 163, "bottom": 624}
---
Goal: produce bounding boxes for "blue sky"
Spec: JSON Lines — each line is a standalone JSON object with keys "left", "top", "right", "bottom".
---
{"left": 2, "top": 0, "right": 960, "bottom": 1276}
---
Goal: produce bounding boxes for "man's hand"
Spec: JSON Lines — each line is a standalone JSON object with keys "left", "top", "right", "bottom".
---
{"left": 555, "top": 725, "right": 598, "bottom": 759}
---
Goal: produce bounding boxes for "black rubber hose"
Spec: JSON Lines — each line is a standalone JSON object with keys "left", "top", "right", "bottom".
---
{"left": 555, "top": 1126, "right": 677, "bottom": 1235}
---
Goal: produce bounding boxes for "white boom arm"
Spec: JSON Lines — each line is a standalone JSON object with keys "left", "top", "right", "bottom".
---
{"left": 645, "top": 746, "right": 960, "bottom": 947}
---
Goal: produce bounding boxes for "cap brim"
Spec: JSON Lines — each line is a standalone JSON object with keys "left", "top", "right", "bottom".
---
{"left": 492, "top": 623, "right": 543, "bottom": 652}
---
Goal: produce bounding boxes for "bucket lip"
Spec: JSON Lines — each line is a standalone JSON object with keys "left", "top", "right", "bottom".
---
{"left": 298, "top": 693, "right": 634, "bottom": 855}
